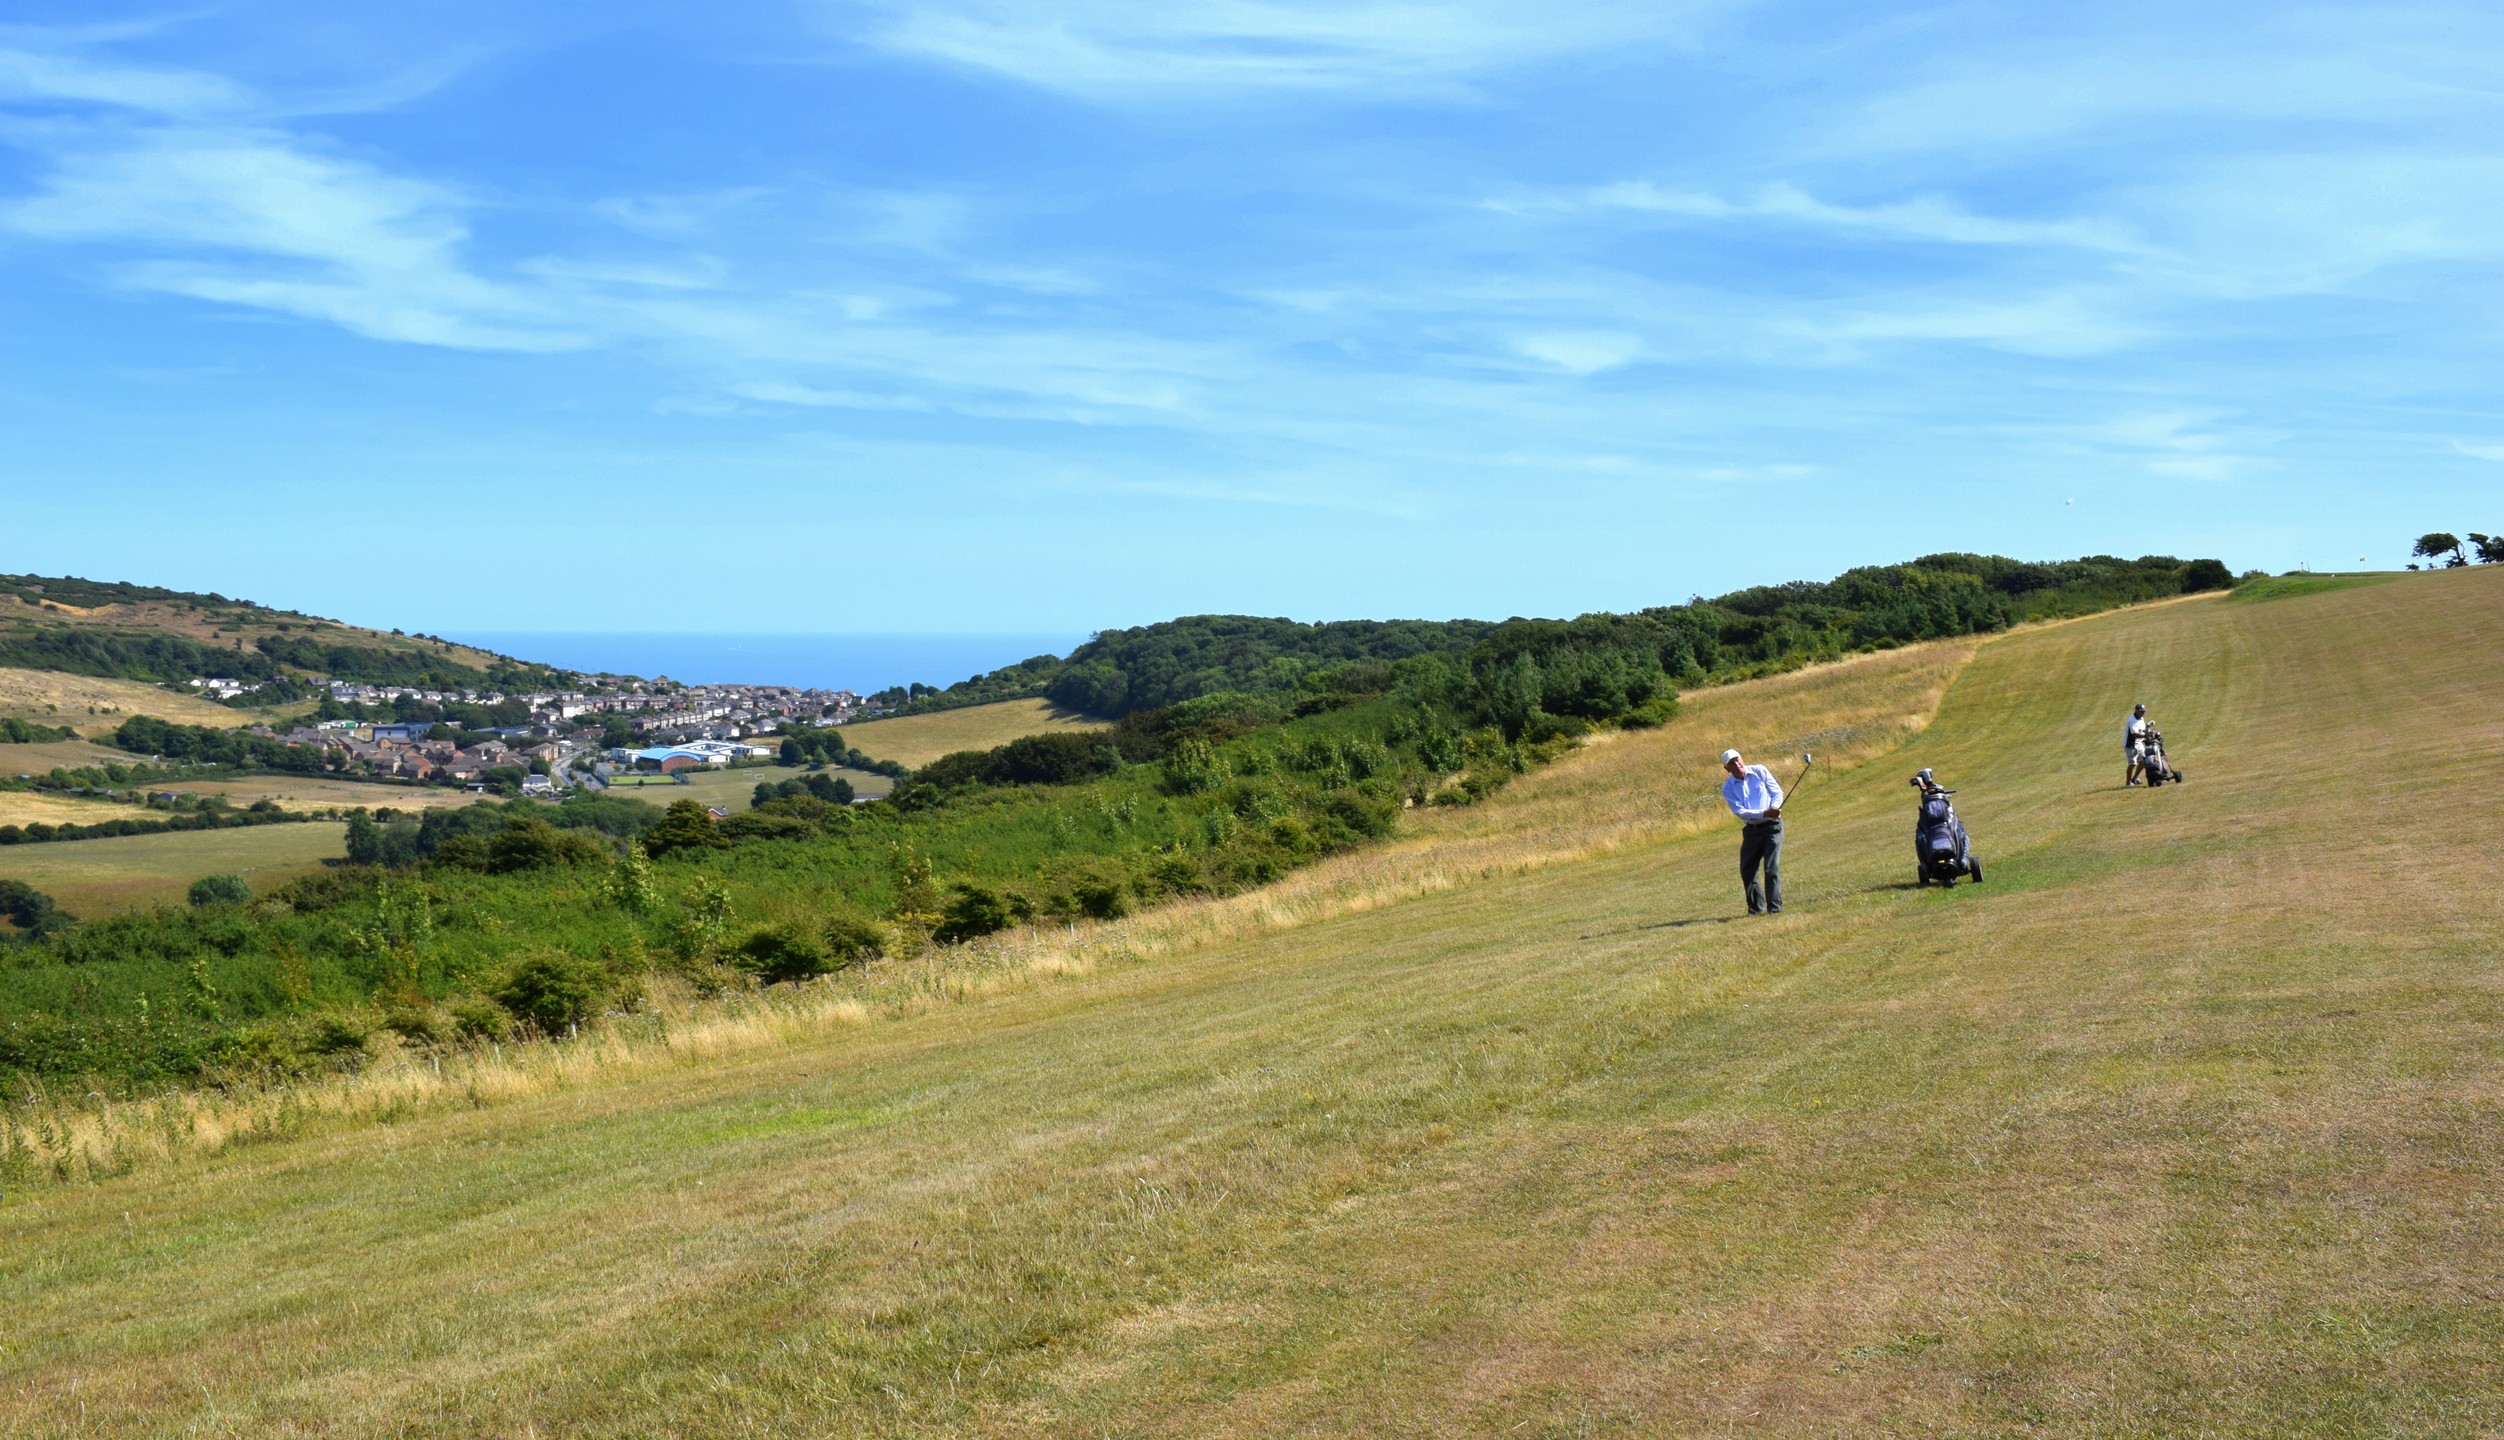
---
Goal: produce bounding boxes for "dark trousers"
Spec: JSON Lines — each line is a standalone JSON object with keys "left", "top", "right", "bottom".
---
{"left": 1739, "top": 821, "right": 1783, "bottom": 914}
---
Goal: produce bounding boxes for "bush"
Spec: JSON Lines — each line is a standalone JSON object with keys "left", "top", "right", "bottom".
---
{"left": 381, "top": 1006, "right": 451, "bottom": 1046}
{"left": 485, "top": 817, "right": 608, "bottom": 872}
{"left": 1071, "top": 875, "right": 1131, "bottom": 921}
{"left": 0, "top": 879, "right": 69, "bottom": 938}
{"left": 449, "top": 997, "right": 513, "bottom": 1041}
{"left": 935, "top": 883, "right": 1015, "bottom": 944}
{"left": 186, "top": 873, "right": 253, "bottom": 908}
{"left": 821, "top": 911, "right": 887, "bottom": 968}
{"left": 2180, "top": 558, "right": 2234, "bottom": 593}
{"left": 730, "top": 923, "right": 836, "bottom": 984}
{"left": 643, "top": 799, "right": 727, "bottom": 858}
{"left": 492, "top": 953, "right": 612, "bottom": 1033}
{"left": 307, "top": 1014, "right": 372, "bottom": 1057}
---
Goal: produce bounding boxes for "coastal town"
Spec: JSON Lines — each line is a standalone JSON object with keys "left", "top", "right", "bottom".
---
{"left": 187, "top": 677, "right": 887, "bottom": 792}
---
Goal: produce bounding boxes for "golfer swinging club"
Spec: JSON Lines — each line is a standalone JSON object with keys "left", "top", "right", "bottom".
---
{"left": 1721, "top": 748, "right": 1784, "bottom": 915}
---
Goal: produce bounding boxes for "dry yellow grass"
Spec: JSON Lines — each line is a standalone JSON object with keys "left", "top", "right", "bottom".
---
{"left": 157, "top": 774, "right": 479, "bottom": 812}
{"left": 0, "top": 737, "right": 133, "bottom": 771}
{"left": 840, "top": 696, "right": 1106, "bottom": 768}
{"left": 0, "top": 789, "right": 133, "bottom": 827}
{"left": 0, "top": 666, "right": 250, "bottom": 729}
{"left": 6, "top": 573, "right": 2504, "bottom": 1437}
{"left": 0, "top": 820, "right": 345, "bottom": 915}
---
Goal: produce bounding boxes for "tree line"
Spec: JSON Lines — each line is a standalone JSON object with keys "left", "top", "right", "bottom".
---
{"left": 868, "top": 553, "right": 2232, "bottom": 721}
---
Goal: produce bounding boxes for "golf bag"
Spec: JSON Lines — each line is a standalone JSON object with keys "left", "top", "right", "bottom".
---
{"left": 2132, "top": 728, "right": 2184, "bottom": 786}
{"left": 1912, "top": 772, "right": 1982, "bottom": 887}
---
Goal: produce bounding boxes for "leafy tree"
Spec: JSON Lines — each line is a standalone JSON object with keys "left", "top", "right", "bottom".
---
{"left": 822, "top": 910, "right": 887, "bottom": 967}
{"left": 187, "top": 873, "right": 253, "bottom": 907}
{"left": 0, "top": 879, "right": 68, "bottom": 938}
{"left": 491, "top": 953, "right": 612, "bottom": 1033}
{"left": 2414, "top": 532, "right": 2467, "bottom": 567}
{"left": 2469, "top": 533, "right": 2504, "bottom": 565}
{"left": 484, "top": 818, "right": 608, "bottom": 873}
{"left": 643, "top": 799, "right": 727, "bottom": 858}
{"left": 935, "top": 883, "right": 1015, "bottom": 943}
{"left": 729, "top": 923, "right": 835, "bottom": 984}
{"left": 344, "top": 810, "right": 384, "bottom": 865}
{"left": 2180, "top": 558, "right": 2235, "bottom": 592}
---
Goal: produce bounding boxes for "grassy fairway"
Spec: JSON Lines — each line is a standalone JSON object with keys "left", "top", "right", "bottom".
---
{"left": 0, "top": 821, "right": 346, "bottom": 914}
{"left": 5, "top": 571, "right": 2502, "bottom": 1436}
{"left": 840, "top": 696, "right": 1106, "bottom": 768}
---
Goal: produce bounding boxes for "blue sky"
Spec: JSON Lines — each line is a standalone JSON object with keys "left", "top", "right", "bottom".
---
{"left": 2, "top": 2, "right": 2499, "bottom": 636}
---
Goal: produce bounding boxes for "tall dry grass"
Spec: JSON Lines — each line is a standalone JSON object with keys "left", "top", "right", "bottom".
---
{"left": 2, "top": 638, "right": 1976, "bottom": 1188}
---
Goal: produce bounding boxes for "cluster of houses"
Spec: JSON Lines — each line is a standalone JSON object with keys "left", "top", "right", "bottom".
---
{"left": 190, "top": 677, "right": 880, "bottom": 736}
{"left": 254, "top": 723, "right": 587, "bottom": 788}
{"left": 171, "top": 667, "right": 892, "bottom": 796}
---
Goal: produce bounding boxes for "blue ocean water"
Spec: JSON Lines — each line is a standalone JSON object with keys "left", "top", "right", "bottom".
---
{"left": 455, "top": 633, "right": 1088, "bottom": 693}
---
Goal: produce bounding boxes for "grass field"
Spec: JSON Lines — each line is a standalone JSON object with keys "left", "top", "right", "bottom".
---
{"left": 0, "top": 665, "right": 282, "bottom": 731}
{"left": 839, "top": 696, "right": 1106, "bottom": 768}
{"left": 599, "top": 765, "right": 894, "bottom": 809}
{"left": 0, "top": 737, "right": 137, "bottom": 773}
{"left": 0, "top": 789, "right": 135, "bottom": 827}
{"left": 6, "top": 570, "right": 2504, "bottom": 1436}
{"left": 0, "top": 820, "right": 345, "bottom": 916}
{"left": 147, "top": 775, "right": 481, "bottom": 813}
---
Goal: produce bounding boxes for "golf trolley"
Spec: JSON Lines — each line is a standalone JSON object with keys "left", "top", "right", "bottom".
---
{"left": 2132, "top": 728, "right": 2185, "bottom": 787}
{"left": 1911, "top": 770, "right": 1983, "bottom": 887}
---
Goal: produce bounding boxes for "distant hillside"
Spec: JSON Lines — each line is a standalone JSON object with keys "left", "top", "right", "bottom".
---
{"left": 884, "top": 553, "right": 2232, "bottom": 719}
{"left": 0, "top": 573, "right": 571, "bottom": 698}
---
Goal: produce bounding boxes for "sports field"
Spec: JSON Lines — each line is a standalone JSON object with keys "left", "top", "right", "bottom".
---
{"left": 4, "top": 569, "right": 2501, "bottom": 1436}
{"left": 0, "top": 820, "right": 345, "bottom": 915}
{"left": 839, "top": 696, "right": 1106, "bottom": 768}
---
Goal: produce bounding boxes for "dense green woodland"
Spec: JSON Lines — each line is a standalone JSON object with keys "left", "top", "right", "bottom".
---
{"left": 887, "top": 553, "right": 2225, "bottom": 718}
{"left": 0, "top": 552, "right": 2230, "bottom": 1093}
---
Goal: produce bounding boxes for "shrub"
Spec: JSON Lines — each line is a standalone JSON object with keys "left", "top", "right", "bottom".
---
{"left": 821, "top": 911, "right": 887, "bottom": 968}
{"left": 0, "top": 879, "right": 68, "bottom": 938}
{"left": 448, "top": 997, "right": 513, "bottom": 1042}
{"left": 381, "top": 1006, "right": 451, "bottom": 1046}
{"left": 2180, "top": 558, "right": 2234, "bottom": 592}
{"left": 307, "top": 1014, "right": 372, "bottom": 1057}
{"left": 430, "top": 833, "right": 493, "bottom": 871}
{"left": 485, "top": 818, "right": 608, "bottom": 872}
{"left": 186, "top": 873, "right": 253, "bottom": 908}
{"left": 730, "top": 923, "right": 835, "bottom": 984}
{"left": 492, "top": 953, "right": 612, "bottom": 1033}
{"left": 1071, "top": 875, "right": 1131, "bottom": 921}
{"left": 935, "top": 883, "right": 1015, "bottom": 944}
{"left": 1320, "top": 789, "right": 1399, "bottom": 842}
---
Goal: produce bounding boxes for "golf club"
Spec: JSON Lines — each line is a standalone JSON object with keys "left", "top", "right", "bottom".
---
{"left": 1783, "top": 751, "right": 1814, "bottom": 812}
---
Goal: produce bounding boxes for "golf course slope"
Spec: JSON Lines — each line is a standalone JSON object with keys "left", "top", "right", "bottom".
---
{"left": 7, "top": 567, "right": 2501, "bottom": 1437}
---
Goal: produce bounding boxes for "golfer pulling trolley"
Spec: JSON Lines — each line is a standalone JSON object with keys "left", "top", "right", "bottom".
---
{"left": 1720, "top": 749, "right": 1786, "bottom": 915}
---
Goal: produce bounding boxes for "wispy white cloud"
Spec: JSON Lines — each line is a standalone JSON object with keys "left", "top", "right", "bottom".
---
{"left": 1515, "top": 330, "right": 1641, "bottom": 374}
{"left": 845, "top": 0, "right": 1733, "bottom": 100}
{"left": 2093, "top": 411, "right": 2269, "bottom": 482}
{"left": 4, "top": 126, "right": 580, "bottom": 350}
{"left": 1511, "top": 180, "right": 2149, "bottom": 254}
{"left": 2452, "top": 439, "right": 2504, "bottom": 463}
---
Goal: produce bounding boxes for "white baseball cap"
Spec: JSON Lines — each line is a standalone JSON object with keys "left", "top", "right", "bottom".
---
{"left": 1720, "top": 749, "right": 1742, "bottom": 764}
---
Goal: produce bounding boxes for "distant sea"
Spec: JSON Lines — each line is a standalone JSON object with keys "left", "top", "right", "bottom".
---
{"left": 454, "top": 633, "right": 1089, "bottom": 693}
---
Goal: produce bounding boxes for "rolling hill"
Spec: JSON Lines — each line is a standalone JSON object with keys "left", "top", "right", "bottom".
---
{"left": 3, "top": 567, "right": 2496, "bottom": 1435}
{"left": 0, "top": 571, "right": 566, "bottom": 701}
